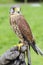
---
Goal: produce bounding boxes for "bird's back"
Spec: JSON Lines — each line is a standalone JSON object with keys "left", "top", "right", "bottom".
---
{"left": 15, "top": 15, "right": 34, "bottom": 43}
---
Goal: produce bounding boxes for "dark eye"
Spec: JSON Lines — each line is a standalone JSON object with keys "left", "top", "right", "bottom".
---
{"left": 18, "top": 11, "right": 20, "bottom": 13}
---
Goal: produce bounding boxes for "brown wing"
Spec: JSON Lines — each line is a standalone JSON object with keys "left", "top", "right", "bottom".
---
{"left": 16, "top": 15, "right": 33, "bottom": 43}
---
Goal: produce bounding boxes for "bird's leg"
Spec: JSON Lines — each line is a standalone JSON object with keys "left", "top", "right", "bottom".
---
{"left": 27, "top": 45, "right": 31, "bottom": 65}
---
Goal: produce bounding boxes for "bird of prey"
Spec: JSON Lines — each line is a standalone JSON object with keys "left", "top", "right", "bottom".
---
{"left": 10, "top": 6, "right": 43, "bottom": 56}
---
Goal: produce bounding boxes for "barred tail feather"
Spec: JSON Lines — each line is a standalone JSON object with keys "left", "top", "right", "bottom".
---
{"left": 35, "top": 44, "right": 43, "bottom": 56}
{"left": 30, "top": 41, "right": 43, "bottom": 56}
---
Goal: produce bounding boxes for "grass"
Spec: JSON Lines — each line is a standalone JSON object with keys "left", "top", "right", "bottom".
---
{"left": 0, "top": 4, "right": 43, "bottom": 65}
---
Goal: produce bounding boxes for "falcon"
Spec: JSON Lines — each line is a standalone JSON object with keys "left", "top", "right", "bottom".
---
{"left": 10, "top": 6, "right": 43, "bottom": 55}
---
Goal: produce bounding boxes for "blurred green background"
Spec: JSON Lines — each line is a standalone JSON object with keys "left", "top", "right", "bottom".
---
{"left": 0, "top": 0, "right": 43, "bottom": 65}
{"left": 0, "top": 0, "right": 43, "bottom": 3}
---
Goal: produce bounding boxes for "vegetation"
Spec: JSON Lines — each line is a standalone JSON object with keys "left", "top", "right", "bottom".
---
{"left": 0, "top": 0, "right": 15, "bottom": 4}
{"left": 0, "top": 4, "right": 43, "bottom": 65}
{"left": 0, "top": 0, "right": 43, "bottom": 4}
{"left": 14, "top": 0, "right": 43, "bottom": 2}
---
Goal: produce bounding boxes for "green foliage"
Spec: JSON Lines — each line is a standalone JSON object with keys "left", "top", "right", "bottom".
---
{"left": 0, "top": 0, "right": 15, "bottom": 4}
{"left": 14, "top": 0, "right": 24, "bottom": 2}
{"left": 0, "top": 4, "right": 43, "bottom": 65}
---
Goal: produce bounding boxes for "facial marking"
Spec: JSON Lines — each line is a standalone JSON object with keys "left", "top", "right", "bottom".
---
{"left": 10, "top": 8, "right": 14, "bottom": 13}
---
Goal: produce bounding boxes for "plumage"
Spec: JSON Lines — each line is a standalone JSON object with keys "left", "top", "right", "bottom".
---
{"left": 10, "top": 6, "right": 43, "bottom": 55}
{"left": 10, "top": 14, "right": 33, "bottom": 42}
{"left": 16, "top": 15, "right": 33, "bottom": 43}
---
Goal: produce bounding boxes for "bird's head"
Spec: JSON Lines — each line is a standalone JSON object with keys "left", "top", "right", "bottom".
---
{"left": 10, "top": 6, "right": 21, "bottom": 15}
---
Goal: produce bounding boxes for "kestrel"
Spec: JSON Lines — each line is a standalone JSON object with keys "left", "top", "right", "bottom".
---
{"left": 10, "top": 6, "right": 43, "bottom": 55}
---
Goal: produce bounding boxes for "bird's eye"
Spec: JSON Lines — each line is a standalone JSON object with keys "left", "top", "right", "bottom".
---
{"left": 17, "top": 11, "right": 20, "bottom": 13}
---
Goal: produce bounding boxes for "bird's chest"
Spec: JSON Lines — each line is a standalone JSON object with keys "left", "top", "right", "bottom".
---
{"left": 13, "top": 24, "right": 20, "bottom": 35}
{"left": 12, "top": 22, "right": 23, "bottom": 39}
{"left": 10, "top": 15, "right": 23, "bottom": 39}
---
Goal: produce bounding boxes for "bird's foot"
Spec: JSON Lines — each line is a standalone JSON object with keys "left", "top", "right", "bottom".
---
{"left": 17, "top": 42, "right": 24, "bottom": 50}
